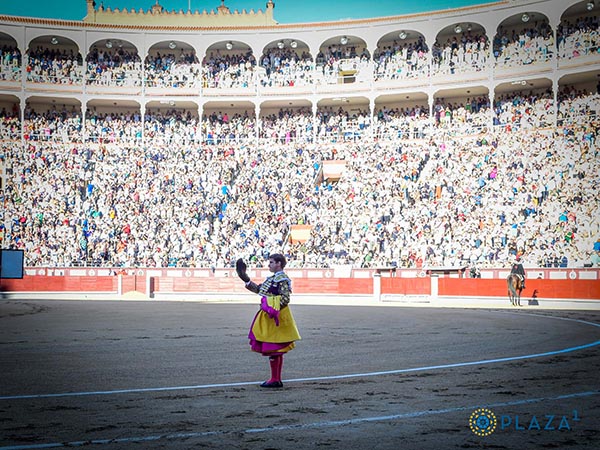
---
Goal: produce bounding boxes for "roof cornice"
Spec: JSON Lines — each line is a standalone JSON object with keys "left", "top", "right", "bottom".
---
{"left": 0, "top": 2, "right": 508, "bottom": 32}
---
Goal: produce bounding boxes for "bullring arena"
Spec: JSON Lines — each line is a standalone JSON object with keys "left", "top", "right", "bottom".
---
{"left": 0, "top": 0, "right": 599, "bottom": 448}
{"left": 1, "top": 299, "right": 600, "bottom": 449}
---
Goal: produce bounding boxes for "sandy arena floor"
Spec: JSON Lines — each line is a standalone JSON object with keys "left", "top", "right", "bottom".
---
{"left": 0, "top": 299, "right": 599, "bottom": 449}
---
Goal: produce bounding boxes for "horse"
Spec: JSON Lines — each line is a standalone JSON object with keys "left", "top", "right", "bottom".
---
{"left": 507, "top": 273, "right": 524, "bottom": 306}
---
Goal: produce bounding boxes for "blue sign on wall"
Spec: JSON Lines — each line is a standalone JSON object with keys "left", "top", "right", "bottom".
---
{"left": 1, "top": 249, "right": 24, "bottom": 279}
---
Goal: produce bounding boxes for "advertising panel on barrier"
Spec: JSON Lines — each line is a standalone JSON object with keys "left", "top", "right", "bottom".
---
{"left": 0, "top": 249, "right": 24, "bottom": 279}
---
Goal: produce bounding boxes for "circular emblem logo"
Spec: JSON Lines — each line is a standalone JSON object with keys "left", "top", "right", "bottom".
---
{"left": 469, "top": 408, "right": 497, "bottom": 436}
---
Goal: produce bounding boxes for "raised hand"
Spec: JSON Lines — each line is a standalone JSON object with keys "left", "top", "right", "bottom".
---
{"left": 235, "top": 258, "right": 250, "bottom": 283}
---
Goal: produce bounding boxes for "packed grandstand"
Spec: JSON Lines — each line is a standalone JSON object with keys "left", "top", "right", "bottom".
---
{"left": 0, "top": 0, "right": 598, "bottom": 270}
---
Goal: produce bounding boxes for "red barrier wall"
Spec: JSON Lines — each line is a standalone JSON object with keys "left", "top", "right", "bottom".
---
{"left": 0, "top": 276, "right": 117, "bottom": 292}
{"left": 381, "top": 277, "right": 431, "bottom": 295}
{"left": 438, "top": 278, "right": 600, "bottom": 300}
{"left": 1, "top": 271, "right": 598, "bottom": 301}
{"left": 154, "top": 277, "right": 247, "bottom": 293}
{"left": 154, "top": 277, "right": 373, "bottom": 295}
{"left": 119, "top": 275, "right": 148, "bottom": 295}
{"left": 294, "top": 278, "right": 372, "bottom": 294}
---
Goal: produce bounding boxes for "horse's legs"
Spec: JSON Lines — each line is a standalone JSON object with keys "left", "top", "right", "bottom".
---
{"left": 508, "top": 279, "right": 517, "bottom": 306}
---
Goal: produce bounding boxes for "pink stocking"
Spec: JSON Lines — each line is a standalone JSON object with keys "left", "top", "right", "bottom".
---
{"left": 276, "top": 355, "right": 284, "bottom": 382}
{"left": 268, "top": 356, "right": 280, "bottom": 383}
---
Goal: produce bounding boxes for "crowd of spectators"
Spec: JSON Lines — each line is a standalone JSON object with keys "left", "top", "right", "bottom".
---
{"left": 202, "top": 110, "right": 256, "bottom": 144}
{"left": 145, "top": 109, "right": 200, "bottom": 146}
{"left": 85, "top": 109, "right": 143, "bottom": 144}
{"left": 493, "top": 23, "right": 555, "bottom": 67}
{"left": 316, "top": 107, "right": 371, "bottom": 142}
{"left": 0, "top": 105, "right": 20, "bottom": 140}
{"left": 26, "top": 46, "right": 83, "bottom": 84}
{"left": 85, "top": 47, "right": 142, "bottom": 87}
{"left": 201, "top": 50, "right": 257, "bottom": 89}
{"left": 1, "top": 17, "right": 598, "bottom": 270}
{"left": 374, "top": 38, "right": 429, "bottom": 81}
{"left": 259, "top": 108, "right": 313, "bottom": 143}
{"left": 434, "top": 97, "right": 492, "bottom": 133}
{"left": 145, "top": 51, "right": 201, "bottom": 89}
{"left": 372, "top": 105, "right": 430, "bottom": 140}
{"left": 23, "top": 106, "right": 82, "bottom": 143}
{"left": 557, "top": 14, "right": 600, "bottom": 60}
{"left": 0, "top": 16, "right": 594, "bottom": 89}
{"left": 1, "top": 91, "right": 598, "bottom": 270}
{"left": 558, "top": 87, "right": 600, "bottom": 124}
{"left": 493, "top": 89, "right": 555, "bottom": 130}
{"left": 431, "top": 32, "right": 489, "bottom": 75}
{"left": 258, "top": 48, "right": 314, "bottom": 88}
{"left": 315, "top": 44, "right": 372, "bottom": 85}
{"left": 0, "top": 45, "right": 21, "bottom": 81}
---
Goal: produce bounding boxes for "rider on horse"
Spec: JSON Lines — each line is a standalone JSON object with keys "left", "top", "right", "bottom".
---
{"left": 510, "top": 255, "right": 526, "bottom": 289}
